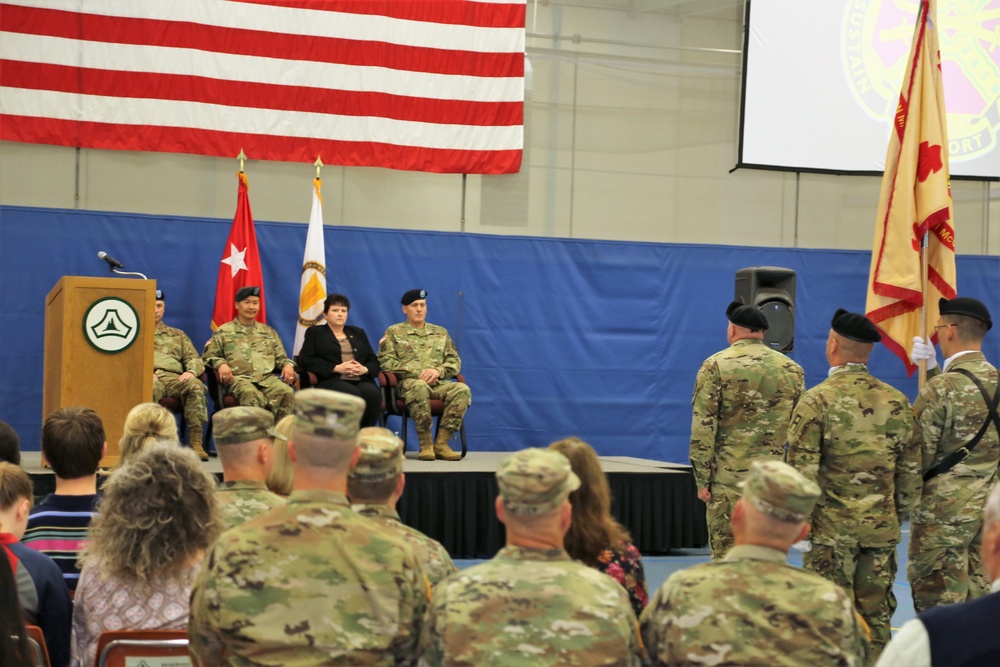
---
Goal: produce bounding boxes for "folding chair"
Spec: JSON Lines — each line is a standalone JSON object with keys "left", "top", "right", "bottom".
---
{"left": 94, "top": 629, "right": 189, "bottom": 667}
{"left": 25, "top": 624, "right": 50, "bottom": 667}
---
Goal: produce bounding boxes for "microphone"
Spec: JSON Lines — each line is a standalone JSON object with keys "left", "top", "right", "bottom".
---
{"left": 97, "top": 251, "right": 125, "bottom": 270}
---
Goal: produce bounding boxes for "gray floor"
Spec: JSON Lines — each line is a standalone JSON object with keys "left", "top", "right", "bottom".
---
{"left": 456, "top": 521, "right": 917, "bottom": 634}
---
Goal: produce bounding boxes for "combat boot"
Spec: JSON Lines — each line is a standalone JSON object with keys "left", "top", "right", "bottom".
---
{"left": 190, "top": 430, "right": 210, "bottom": 461}
{"left": 417, "top": 431, "right": 435, "bottom": 461}
{"left": 433, "top": 428, "right": 462, "bottom": 461}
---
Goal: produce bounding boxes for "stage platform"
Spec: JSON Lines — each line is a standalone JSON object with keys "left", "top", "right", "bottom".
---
{"left": 23, "top": 451, "right": 707, "bottom": 559}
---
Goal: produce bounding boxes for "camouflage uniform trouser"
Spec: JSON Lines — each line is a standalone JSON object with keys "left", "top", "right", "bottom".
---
{"left": 705, "top": 488, "right": 740, "bottom": 560}
{"left": 229, "top": 375, "right": 294, "bottom": 421}
{"left": 804, "top": 540, "right": 895, "bottom": 660}
{"left": 908, "top": 520, "right": 988, "bottom": 613}
{"left": 399, "top": 379, "right": 471, "bottom": 433}
{"left": 153, "top": 371, "right": 207, "bottom": 439}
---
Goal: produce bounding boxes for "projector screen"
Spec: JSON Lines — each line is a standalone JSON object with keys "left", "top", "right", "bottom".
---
{"left": 739, "top": 0, "right": 1000, "bottom": 180}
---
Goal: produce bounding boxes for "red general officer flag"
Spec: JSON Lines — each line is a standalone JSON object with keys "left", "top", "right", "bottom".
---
{"left": 865, "top": 0, "right": 956, "bottom": 376}
{"left": 211, "top": 171, "right": 266, "bottom": 329}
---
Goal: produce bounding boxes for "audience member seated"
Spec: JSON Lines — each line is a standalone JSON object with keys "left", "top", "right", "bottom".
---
{"left": 640, "top": 460, "right": 869, "bottom": 666}
{"left": 211, "top": 406, "right": 285, "bottom": 530}
{"left": 1, "top": 547, "right": 34, "bottom": 667}
{"left": 0, "top": 419, "right": 21, "bottom": 464}
{"left": 189, "top": 390, "right": 429, "bottom": 665}
{"left": 1, "top": 462, "right": 72, "bottom": 667}
{"left": 420, "top": 448, "right": 644, "bottom": 665}
{"left": 202, "top": 286, "right": 296, "bottom": 420}
{"left": 549, "top": 436, "right": 649, "bottom": 617}
{"left": 23, "top": 406, "right": 105, "bottom": 593}
{"left": 299, "top": 293, "right": 382, "bottom": 427}
{"left": 348, "top": 427, "right": 457, "bottom": 586}
{"left": 118, "top": 402, "right": 178, "bottom": 465}
{"left": 265, "top": 415, "right": 295, "bottom": 497}
{"left": 70, "top": 443, "right": 220, "bottom": 667}
{"left": 876, "top": 481, "right": 1000, "bottom": 667}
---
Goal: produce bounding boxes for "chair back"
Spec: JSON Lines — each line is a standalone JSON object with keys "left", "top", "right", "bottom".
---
{"left": 94, "top": 630, "right": 190, "bottom": 667}
{"left": 24, "top": 624, "right": 50, "bottom": 667}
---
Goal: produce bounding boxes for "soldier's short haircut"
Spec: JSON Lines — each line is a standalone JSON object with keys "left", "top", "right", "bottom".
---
{"left": 834, "top": 333, "right": 874, "bottom": 361}
{"left": 0, "top": 420, "right": 20, "bottom": 465}
{"left": 291, "top": 430, "right": 356, "bottom": 471}
{"left": 41, "top": 406, "right": 105, "bottom": 479}
{"left": 944, "top": 314, "right": 989, "bottom": 342}
{"left": 347, "top": 475, "right": 398, "bottom": 504}
{"left": 984, "top": 483, "right": 1000, "bottom": 525}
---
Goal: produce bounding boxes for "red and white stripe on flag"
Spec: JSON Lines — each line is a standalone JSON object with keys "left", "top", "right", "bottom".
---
{"left": 0, "top": 0, "right": 526, "bottom": 174}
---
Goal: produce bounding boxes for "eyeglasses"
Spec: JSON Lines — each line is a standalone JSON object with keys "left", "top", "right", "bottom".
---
{"left": 932, "top": 323, "right": 954, "bottom": 332}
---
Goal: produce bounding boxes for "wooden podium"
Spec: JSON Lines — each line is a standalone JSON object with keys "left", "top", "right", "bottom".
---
{"left": 44, "top": 277, "right": 156, "bottom": 466}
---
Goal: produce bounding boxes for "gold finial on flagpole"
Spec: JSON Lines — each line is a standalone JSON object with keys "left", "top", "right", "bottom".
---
{"left": 237, "top": 149, "right": 247, "bottom": 173}
{"left": 314, "top": 156, "right": 323, "bottom": 179}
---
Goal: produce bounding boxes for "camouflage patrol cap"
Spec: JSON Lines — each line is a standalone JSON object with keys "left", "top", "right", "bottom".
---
{"left": 740, "top": 459, "right": 820, "bottom": 522}
{"left": 235, "top": 286, "right": 260, "bottom": 302}
{"left": 401, "top": 289, "right": 427, "bottom": 305}
{"left": 348, "top": 426, "right": 403, "bottom": 482}
{"left": 293, "top": 388, "right": 365, "bottom": 440}
{"left": 497, "top": 448, "right": 581, "bottom": 516}
{"left": 348, "top": 427, "right": 404, "bottom": 482}
{"left": 212, "top": 406, "right": 286, "bottom": 446}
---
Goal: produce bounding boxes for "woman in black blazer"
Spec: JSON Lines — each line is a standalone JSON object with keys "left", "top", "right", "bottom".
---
{"left": 298, "top": 293, "right": 381, "bottom": 427}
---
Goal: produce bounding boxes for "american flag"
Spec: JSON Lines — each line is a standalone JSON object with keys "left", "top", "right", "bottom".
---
{"left": 0, "top": 0, "right": 525, "bottom": 174}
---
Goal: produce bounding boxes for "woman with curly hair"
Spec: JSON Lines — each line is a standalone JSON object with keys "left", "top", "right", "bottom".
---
{"left": 549, "top": 436, "right": 649, "bottom": 617}
{"left": 70, "top": 443, "right": 221, "bottom": 667}
{"left": 118, "top": 402, "right": 178, "bottom": 464}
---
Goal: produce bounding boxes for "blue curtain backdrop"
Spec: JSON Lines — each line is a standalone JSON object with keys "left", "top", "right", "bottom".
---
{"left": 2, "top": 204, "right": 998, "bottom": 461}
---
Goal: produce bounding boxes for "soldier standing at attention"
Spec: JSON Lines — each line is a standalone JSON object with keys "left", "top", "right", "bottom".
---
{"left": 785, "top": 308, "right": 922, "bottom": 661}
{"left": 640, "top": 460, "right": 870, "bottom": 667}
{"left": 202, "top": 286, "right": 296, "bottom": 420}
{"left": 189, "top": 390, "right": 429, "bottom": 666}
{"left": 348, "top": 426, "right": 457, "bottom": 586}
{"left": 210, "top": 406, "right": 285, "bottom": 530}
{"left": 152, "top": 289, "right": 209, "bottom": 460}
{"left": 689, "top": 300, "right": 805, "bottom": 559}
{"left": 378, "top": 289, "right": 470, "bottom": 461}
{"left": 908, "top": 297, "right": 999, "bottom": 612}
{"left": 419, "top": 448, "right": 645, "bottom": 666}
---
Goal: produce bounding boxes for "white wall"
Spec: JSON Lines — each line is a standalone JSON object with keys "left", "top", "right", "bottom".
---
{"left": 2, "top": 1, "right": 997, "bottom": 255}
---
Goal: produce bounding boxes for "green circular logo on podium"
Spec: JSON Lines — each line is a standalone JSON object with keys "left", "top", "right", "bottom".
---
{"left": 83, "top": 297, "right": 140, "bottom": 354}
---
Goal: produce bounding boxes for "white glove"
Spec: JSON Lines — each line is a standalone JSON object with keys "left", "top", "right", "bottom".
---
{"left": 911, "top": 336, "right": 939, "bottom": 370}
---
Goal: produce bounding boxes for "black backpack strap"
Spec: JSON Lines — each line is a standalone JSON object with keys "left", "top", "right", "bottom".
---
{"left": 923, "top": 368, "right": 1000, "bottom": 482}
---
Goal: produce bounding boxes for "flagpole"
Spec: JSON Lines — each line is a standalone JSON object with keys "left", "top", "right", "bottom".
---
{"left": 237, "top": 149, "right": 247, "bottom": 173}
{"left": 919, "top": 232, "right": 929, "bottom": 390}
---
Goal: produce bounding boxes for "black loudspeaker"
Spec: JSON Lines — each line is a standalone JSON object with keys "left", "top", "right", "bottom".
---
{"left": 734, "top": 266, "right": 796, "bottom": 353}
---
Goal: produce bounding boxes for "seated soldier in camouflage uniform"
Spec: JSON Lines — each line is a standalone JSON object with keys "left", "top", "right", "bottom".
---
{"left": 348, "top": 427, "right": 457, "bottom": 586}
{"left": 189, "top": 390, "right": 429, "bottom": 666}
{"left": 211, "top": 406, "right": 285, "bottom": 530}
{"left": 152, "top": 289, "right": 209, "bottom": 460}
{"left": 379, "top": 289, "right": 470, "bottom": 461}
{"left": 202, "top": 286, "right": 296, "bottom": 420}
{"left": 641, "top": 460, "right": 870, "bottom": 667}
{"left": 419, "top": 448, "right": 645, "bottom": 666}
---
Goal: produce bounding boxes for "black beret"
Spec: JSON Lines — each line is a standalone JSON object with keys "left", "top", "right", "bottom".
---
{"left": 831, "top": 308, "right": 881, "bottom": 343}
{"left": 939, "top": 297, "right": 992, "bottom": 330}
{"left": 726, "top": 301, "right": 769, "bottom": 330}
{"left": 235, "top": 286, "right": 261, "bottom": 302}
{"left": 401, "top": 289, "right": 428, "bottom": 306}
{"left": 155, "top": 289, "right": 165, "bottom": 301}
